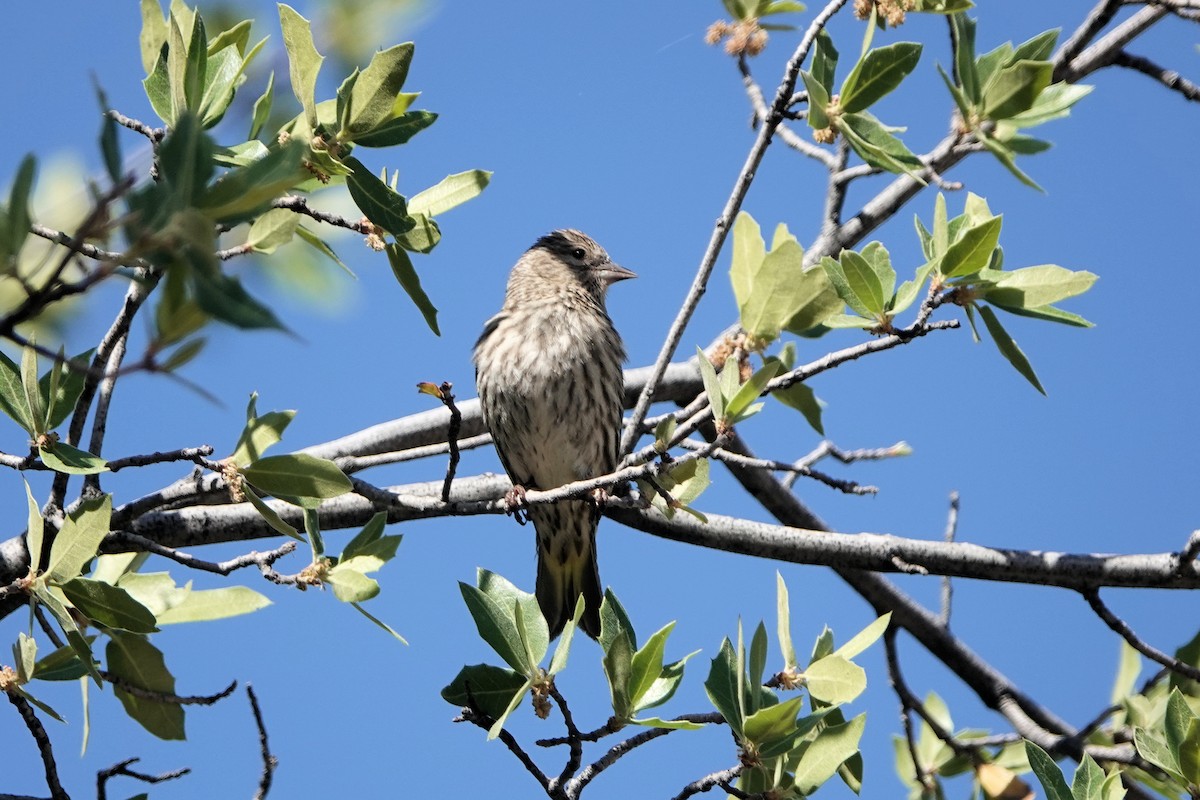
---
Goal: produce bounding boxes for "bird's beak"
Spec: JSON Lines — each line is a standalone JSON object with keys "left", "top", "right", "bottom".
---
{"left": 596, "top": 262, "right": 637, "bottom": 286}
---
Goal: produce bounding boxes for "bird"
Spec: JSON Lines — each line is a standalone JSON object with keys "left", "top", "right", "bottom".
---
{"left": 473, "top": 229, "right": 635, "bottom": 639}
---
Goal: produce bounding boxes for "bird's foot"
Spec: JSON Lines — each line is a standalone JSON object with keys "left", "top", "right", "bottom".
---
{"left": 589, "top": 486, "right": 610, "bottom": 508}
{"left": 505, "top": 484, "right": 529, "bottom": 525}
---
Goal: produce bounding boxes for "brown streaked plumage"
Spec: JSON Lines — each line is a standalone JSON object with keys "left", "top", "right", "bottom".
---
{"left": 473, "top": 230, "right": 635, "bottom": 638}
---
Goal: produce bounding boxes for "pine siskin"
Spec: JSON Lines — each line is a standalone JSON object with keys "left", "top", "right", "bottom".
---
{"left": 473, "top": 230, "right": 635, "bottom": 638}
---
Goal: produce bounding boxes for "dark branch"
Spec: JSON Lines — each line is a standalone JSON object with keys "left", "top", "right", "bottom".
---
{"left": 247, "top": 685, "right": 277, "bottom": 800}
{"left": 7, "top": 691, "right": 69, "bottom": 800}
{"left": 97, "top": 758, "right": 189, "bottom": 800}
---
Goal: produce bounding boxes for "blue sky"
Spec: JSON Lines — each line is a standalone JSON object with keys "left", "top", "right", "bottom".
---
{"left": 2, "top": 1, "right": 1199, "bottom": 798}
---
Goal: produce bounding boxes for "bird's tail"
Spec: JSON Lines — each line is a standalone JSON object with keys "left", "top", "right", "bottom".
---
{"left": 533, "top": 502, "right": 603, "bottom": 639}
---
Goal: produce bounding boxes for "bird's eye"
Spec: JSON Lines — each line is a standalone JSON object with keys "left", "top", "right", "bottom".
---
{"left": 571, "top": 247, "right": 586, "bottom": 260}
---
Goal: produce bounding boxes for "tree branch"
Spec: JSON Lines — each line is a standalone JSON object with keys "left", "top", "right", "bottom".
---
{"left": 1111, "top": 50, "right": 1200, "bottom": 101}
{"left": 6, "top": 691, "right": 69, "bottom": 800}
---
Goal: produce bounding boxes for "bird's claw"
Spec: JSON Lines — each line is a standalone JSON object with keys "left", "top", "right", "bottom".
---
{"left": 589, "top": 487, "right": 610, "bottom": 508}
{"left": 505, "top": 485, "right": 529, "bottom": 525}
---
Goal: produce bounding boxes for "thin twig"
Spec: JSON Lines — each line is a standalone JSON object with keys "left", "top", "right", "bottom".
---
{"left": 566, "top": 713, "right": 724, "bottom": 797}
{"left": 103, "top": 532, "right": 297, "bottom": 579}
{"left": 421, "top": 382, "right": 463, "bottom": 503}
{"left": 1111, "top": 50, "right": 1200, "bottom": 101}
{"left": 272, "top": 195, "right": 373, "bottom": 233}
{"left": 1053, "top": 0, "right": 1122, "bottom": 79}
{"left": 106, "top": 446, "right": 215, "bottom": 472}
{"left": 940, "top": 491, "right": 959, "bottom": 628}
{"left": 455, "top": 706, "right": 551, "bottom": 792}
{"left": 247, "top": 685, "right": 277, "bottom": 800}
{"left": 670, "top": 765, "right": 745, "bottom": 800}
{"left": 1081, "top": 588, "right": 1200, "bottom": 681}
{"left": 677, "top": 439, "right": 877, "bottom": 495}
{"left": 97, "top": 758, "right": 190, "bottom": 800}
{"left": 548, "top": 685, "right": 584, "bottom": 794}
{"left": 33, "top": 605, "right": 64, "bottom": 650}
{"left": 100, "top": 673, "right": 238, "bottom": 706}
{"left": 335, "top": 433, "right": 492, "bottom": 474}
{"left": 619, "top": 0, "right": 853, "bottom": 459}
{"left": 105, "top": 110, "right": 165, "bottom": 143}
{"left": 7, "top": 691, "right": 69, "bottom": 800}
{"left": 884, "top": 628, "right": 976, "bottom": 761}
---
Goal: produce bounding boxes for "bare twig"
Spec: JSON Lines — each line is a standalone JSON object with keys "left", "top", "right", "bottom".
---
{"left": 247, "top": 685, "right": 277, "bottom": 800}
{"left": 7, "top": 691, "right": 69, "bottom": 800}
{"left": 1053, "top": 0, "right": 1123, "bottom": 78}
{"left": 455, "top": 706, "right": 551, "bottom": 793}
{"left": 335, "top": 433, "right": 492, "bottom": 474}
{"left": 105, "top": 109, "right": 165, "bottom": 143}
{"left": 567, "top": 713, "right": 725, "bottom": 797}
{"left": 103, "top": 532, "right": 297, "bottom": 579}
{"left": 106, "top": 445, "right": 215, "bottom": 472}
{"left": 671, "top": 765, "right": 746, "bottom": 800}
{"left": 100, "top": 673, "right": 238, "bottom": 706}
{"left": 884, "top": 628, "right": 975, "bottom": 761}
{"left": 677, "top": 438, "right": 878, "bottom": 495}
{"left": 940, "top": 492, "right": 960, "bottom": 628}
{"left": 271, "top": 195, "right": 373, "bottom": 233}
{"left": 1111, "top": 51, "right": 1200, "bottom": 101}
{"left": 619, "top": 0, "right": 853, "bottom": 459}
{"left": 547, "top": 685, "right": 584, "bottom": 795}
{"left": 1081, "top": 588, "right": 1200, "bottom": 681}
{"left": 97, "top": 758, "right": 190, "bottom": 800}
{"left": 418, "top": 381, "right": 462, "bottom": 503}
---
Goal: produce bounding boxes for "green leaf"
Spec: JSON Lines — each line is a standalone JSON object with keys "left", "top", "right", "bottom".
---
{"left": 350, "top": 601, "right": 407, "bottom": 643}
{"left": 1007, "top": 83, "right": 1093, "bottom": 128}
{"left": 804, "top": 654, "right": 867, "bottom": 704}
{"left": 46, "top": 495, "right": 112, "bottom": 584}
{"left": 775, "top": 573, "right": 798, "bottom": 669}
{"left": 860, "top": 241, "right": 897, "bottom": 299}
{"left": 548, "top": 596, "right": 585, "bottom": 676}
{"left": 230, "top": 394, "right": 295, "bottom": 466}
{"left": 240, "top": 453, "right": 352, "bottom": 503}
{"left": 386, "top": 243, "right": 441, "bottom": 335}
{"left": 977, "top": 304, "right": 1045, "bottom": 394}
{"left": 32, "top": 641, "right": 93, "bottom": 682}
{"left": 725, "top": 361, "right": 779, "bottom": 422}
{"left": 351, "top": 110, "right": 438, "bottom": 148}
{"left": 407, "top": 170, "right": 492, "bottom": 218}
{"left": 277, "top": 3, "right": 323, "bottom": 129}
{"left": 979, "top": 264, "right": 1097, "bottom": 308}
{"left": 245, "top": 208, "right": 300, "bottom": 254}
{"left": 326, "top": 563, "right": 381, "bottom": 602}
{"left": 811, "top": 30, "right": 838, "bottom": 92}
{"left": 3, "top": 154, "right": 36, "bottom": 263}
{"left": 342, "top": 43, "right": 414, "bottom": 137}
{"left": 603, "top": 625, "right": 634, "bottom": 719}
{"left": 636, "top": 651, "right": 696, "bottom": 712}
{"left": 198, "top": 44, "right": 241, "bottom": 128}
{"left": 744, "top": 696, "right": 803, "bottom": 747}
{"left": 21, "top": 345, "right": 45, "bottom": 435}
{"left": 0, "top": 349, "right": 35, "bottom": 434}
{"left": 140, "top": 0, "right": 168, "bottom": 74}
{"left": 39, "top": 442, "right": 109, "bottom": 475}
{"left": 200, "top": 139, "right": 308, "bottom": 223}
{"left": 345, "top": 156, "right": 415, "bottom": 236}
{"left": 977, "top": 130, "right": 1044, "bottom": 191}
{"left": 629, "top": 621, "right": 675, "bottom": 709}
{"left": 799, "top": 70, "right": 831, "bottom": 130}
{"left": 460, "top": 580, "right": 533, "bottom": 674}
{"left": 39, "top": 350, "right": 91, "bottom": 432}
{"left": 696, "top": 348, "right": 726, "bottom": 422}
{"left": 839, "top": 42, "right": 923, "bottom": 113}
{"left": 1023, "top": 740, "right": 1076, "bottom": 800}
{"left": 838, "top": 111, "right": 924, "bottom": 176}
{"left": 982, "top": 59, "right": 1052, "bottom": 120}
{"left": 479, "top": 570, "right": 548, "bottom": 669}
{"left": 629, "top": 715, "right": 705, "bottom": 731}
{"left": 296, "top": 226, "right": 353, "bottom": 275}
{"left": 23, "top": 479, "right": 44, "bottom": 573}
{"left": 249, "top": 70, "right": 275, "bottom": 140}
{"left": 394, "top": 213, "right": 441, "bottom": 255}
{"left": 939, "top": 215, "right": 1002, "bottom": 278}
{"left": 951, "top": 12, "right": 979, "bottom": 104}
{"left": 106, "top": 632, "right": 185, "bottom": 740}
{"left": 60, "top": 578, "right": 158, "bottom": 633}
{"left": 834, "top": 612, "right": 891, "bottom": 660}
{"left": 836, "top": 250, "right": 887, "bottom": 316}
{"left": 705, "top": 638, "right": 745, "bottom": 739}
{"left": 599, "top": 589, "right": 637, "bottom": 652}
{"left": 193, "top": 269, "right": 287, "bottom": 331}
{"left": 793, "top": 714, "right": 867, "bottom": 795}
{"left": 156, "top": 586, "right": 271, "bottom": 624}
{"left": 242, "top": 486, "right": 303, "bottom": 540}
{"left": 441, "top": 664, "right": 527, "bottom": 720}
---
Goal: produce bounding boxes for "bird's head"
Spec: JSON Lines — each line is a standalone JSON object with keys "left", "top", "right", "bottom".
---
{"left": 511, "top": 229, "right": 636, "bottom": 304}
